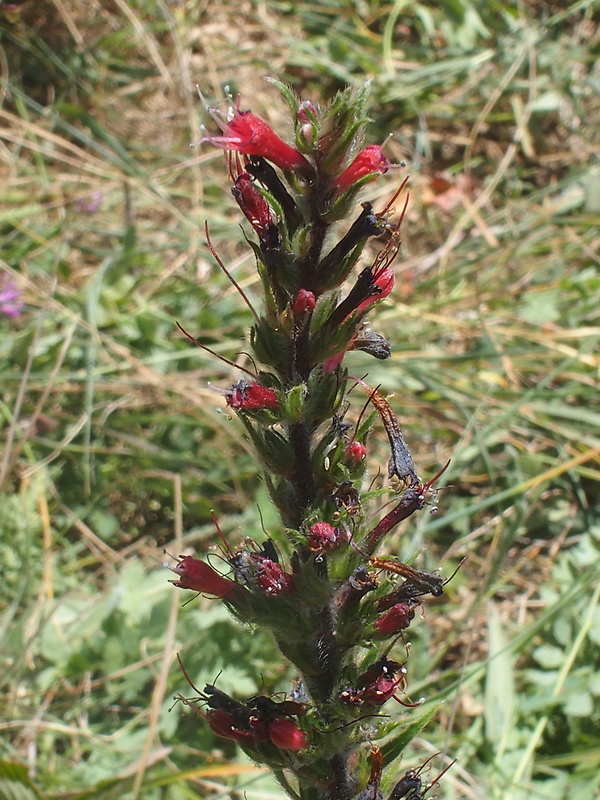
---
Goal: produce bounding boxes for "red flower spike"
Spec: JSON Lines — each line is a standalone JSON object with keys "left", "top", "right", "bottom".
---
{"left": 345, "top": 441, "right": 367, "bottom": 465}
{"left": 374, "top": 602, "right": 417, "bottom": 636}
{"left": 267, "top": 717, "right": 309, "bottom": 751}
{"left": 232, "top": 172, "right": 273, "bottom": 236}
{"left": 334, "top": 145, "right": 389, "bottom": 193}
{"left": 308, "top": 522, "right": 349, "bottom": 552}
{"left": 169, "top": 555, "right": 240, "bottom": 599}
{"left": 200, "top": 104, "right": 309, "bottom": 173}
{"left": 226, "top": 381, "right": 280, "bottom": 411}
{"left": 293, "top": 289, "right": 316, "bottom": 315}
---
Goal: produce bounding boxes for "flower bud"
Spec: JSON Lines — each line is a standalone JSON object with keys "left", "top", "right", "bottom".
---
{"left": 345, "top": 441, "right": 366, "bottom": 465}
{"left": 267, "top": 717, "right": 309, "bottom": 751}
{"left": 292, "top": 289, "right": 316, "bottom": 315}
{"left": 169, "top": 555, "right": 240, "bottom": 599}
{"left": 232, "top": 172, "right": 273, "bottom": 238}
{"left": 373, "top": 601, "right": 416, "bottom": 636}
{"left": 334, "top": 145, "right": 389, "bottom": 193}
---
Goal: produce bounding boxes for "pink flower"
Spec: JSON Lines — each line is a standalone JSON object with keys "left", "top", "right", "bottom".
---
{"left": 334, "top": 145, "right": 389, "bottom": 193}
{"left": 75, "top": 191, "right": 102, "bottom": 214}
{"left": 168, "top": 555, "right": 240, "bottom": 599}
{"left": 226, "top": 381, "right": 280, "bottom": 411}
{"left": 199, "top": 100, "right": 309, "bottom": 173}
{"left": 0, "top": 274, "right": 23, "bottom": 318}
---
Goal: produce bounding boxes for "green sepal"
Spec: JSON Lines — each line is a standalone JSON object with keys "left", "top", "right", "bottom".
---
{"left": 314, "top": 239, "right": 369, "bottom": 293}
{"left": 290, "top": 220, "right": 313, "bottom": 263}
{"left": 283, "top": 383, "right": 308, "bottom": 424}
{"left": 355, "top": 408, "right": 377, "bottom": 442}
{"left": 309, "top": 291, "right": 339, "bottom": 334}
{"left": 318, "top": 82, "right": 372, "bottom": 174}
{"left": 238, "top": 416, "right": 295, "bottom": 478}
{"left": 309, "top": 313, "right": 358, "bottom": 368}
{"left": 251, "top": 318, "right": 293, "bottom": 374}
{"left": 304, "top": 367, "right": 342, "bottom": 427}
{"left": 265, "top": 77, "right": 301, "bottom": 117}
{"left": 324, "top": 178, "right": 383, "bottom": 223}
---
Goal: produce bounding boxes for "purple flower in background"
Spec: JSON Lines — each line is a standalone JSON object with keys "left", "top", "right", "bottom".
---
{"left": 0, "top": 274, "right": 23, "bottom": 318}
{"left": 75, "top": 191, "right": 103, "bottom": 214}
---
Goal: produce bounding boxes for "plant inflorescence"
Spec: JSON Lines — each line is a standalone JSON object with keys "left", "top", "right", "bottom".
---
{"left": 168, "top": 81, "right": 456, "bottom": 800}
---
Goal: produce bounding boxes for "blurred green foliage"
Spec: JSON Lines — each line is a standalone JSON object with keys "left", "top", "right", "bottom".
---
{"left": 1, "top": 0, "right": 599, "bottom": 798}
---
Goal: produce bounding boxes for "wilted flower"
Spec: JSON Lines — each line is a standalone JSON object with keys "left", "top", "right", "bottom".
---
{"left": 355, "top": 266, "right": 394, "bottom": 315}
{"left": 374, "top": 601, "right": 417, "bottom": 636}
{"left": 340, "top": 657, "right": 406, "bottom": 706}
{"left": 205, "top": 708, "right": 256, "bottom": 744}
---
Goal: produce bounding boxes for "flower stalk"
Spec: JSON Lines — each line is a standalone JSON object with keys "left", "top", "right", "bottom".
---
{"left": 169, "top": 82, "right": 455, "bottom": 800}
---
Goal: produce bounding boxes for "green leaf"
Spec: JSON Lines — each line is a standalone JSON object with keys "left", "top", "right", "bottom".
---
{"left": 485, "top": 603, "right": 516, "bottom": 753}
{"left": 0, "top": 761, "right": 42, "bottom": 800}
{"left": 563, "top": 691, "right": 593, "bottom": 717}
{"left": 380, "top": 704, "right": 440, "bottom": 766}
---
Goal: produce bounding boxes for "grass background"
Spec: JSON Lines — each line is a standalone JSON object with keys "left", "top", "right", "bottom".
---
{"left": 1, "top": 1, "right": 599, "bottom": 798}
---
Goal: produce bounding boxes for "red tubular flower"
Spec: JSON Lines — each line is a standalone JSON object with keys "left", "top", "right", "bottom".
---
{"left": 293, "top": 289, "right": 316, "bottom": 315}
{"left": 232, "top": 172, "right": 273, "bottom": 237}
{"left": 334, "top": 145, "right": 389, "bottom": 193}
{"left": 374, "top": 602, "right": 417, "bottom": 636}
{"left": 200, "top": 106, "right": 309, "bottom": 173}
{"left": 169, "top": 555, "right": 240, "bottom": 599}
{"left": 345, "top": 441, "right": 367, "bottom": 465}
{"left": 226, "top": 381, "right": 280, "bottom": 411}
{"left": 267, "top": 717, "right": 309, "bottom": 751}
